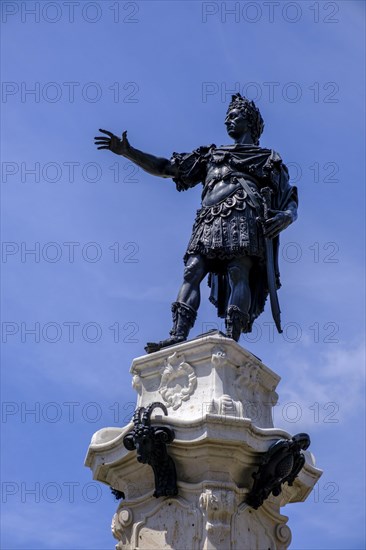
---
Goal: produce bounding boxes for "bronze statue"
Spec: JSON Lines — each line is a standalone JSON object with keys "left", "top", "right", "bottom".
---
{"left": 94, "top": 94, "right": 298, "bottom": 353}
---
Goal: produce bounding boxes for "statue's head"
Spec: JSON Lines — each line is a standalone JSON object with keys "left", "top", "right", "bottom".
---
{"left": 225, "top": 93, "right": 264, "bottom": 145}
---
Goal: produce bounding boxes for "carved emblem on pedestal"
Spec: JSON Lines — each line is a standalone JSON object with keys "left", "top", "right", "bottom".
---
{"left": 275, "top": 523, "right": 292, "bottom": 545}
{"left": 123, "top": 403, "right": 178, "bottom": 498}
{"left": 237, "top": 361, "right": 260, "bottom": 389}
{"left": 199, "top": 488, "right": 235, "bottom": 525}
{"left": 158, "top": 352, "right": 197, "bottom": 410}
{"left": 112, "top": 508, "right": 133, "bottom": 549}
{"left": 211, "top": 346, "right": 228, "bottom": 368}
{"left": 246, "top": 433, "right": 311, "bottom": 509}
{"left": 207, "top": 394, "right": 241, "bottom": 417}
{"left": 200, "top": 487, "right": 235, "bottom": 546}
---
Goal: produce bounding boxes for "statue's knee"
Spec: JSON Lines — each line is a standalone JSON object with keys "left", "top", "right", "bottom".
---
{"left": 228, "top": 265, "right": 242, "bottom": 285}
{"left": 183, "top": 264, "right": 194, "bottom": 283}
{"left": 183, "top": 259, "right": 204, "bottom": 283}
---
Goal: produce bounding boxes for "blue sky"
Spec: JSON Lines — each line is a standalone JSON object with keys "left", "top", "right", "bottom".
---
{"left": 1, "top": 1, "right": 365, "bottom": 548}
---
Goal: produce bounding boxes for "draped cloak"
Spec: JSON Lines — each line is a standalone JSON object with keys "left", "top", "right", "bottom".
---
{"left": 171, "top": 143, "right": 298, "bottom": 331}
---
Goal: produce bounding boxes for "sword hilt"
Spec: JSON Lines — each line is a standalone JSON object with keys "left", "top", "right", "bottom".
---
{"left": 260, "top": 187, "right": 273, "bottom": 221}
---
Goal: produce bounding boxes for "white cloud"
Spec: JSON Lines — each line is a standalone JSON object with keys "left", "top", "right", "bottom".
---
{"left": 273, "top": 341, "right": 365, "bottom": 431}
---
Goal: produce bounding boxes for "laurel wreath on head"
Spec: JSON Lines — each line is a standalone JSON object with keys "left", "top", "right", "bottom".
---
{"left": 227, "top": 93, "right": 265, "bottom": 145}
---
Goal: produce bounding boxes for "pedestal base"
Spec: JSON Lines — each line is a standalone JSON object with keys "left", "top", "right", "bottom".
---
{"left": 85, "top": 332, "right": 322, "bottom": 549}
{"left": 112, "top": 487, "right": 292, "bottom": 550}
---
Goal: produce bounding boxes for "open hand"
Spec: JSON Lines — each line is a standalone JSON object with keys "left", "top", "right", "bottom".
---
{"left": 263, "top": 210, "right": 293, "bottom": 239}
{"left": 94, "top": 129, "right": 130, "bottom": 156}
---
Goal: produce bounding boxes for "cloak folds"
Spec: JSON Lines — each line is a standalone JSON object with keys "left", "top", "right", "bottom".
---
{"left": 172, "top": 144, "right": 298, "bottom": 332}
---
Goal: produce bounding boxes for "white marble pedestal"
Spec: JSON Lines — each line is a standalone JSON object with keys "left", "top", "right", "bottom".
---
{"left": 85, "top": 331, "right": 322, "bottom": 549}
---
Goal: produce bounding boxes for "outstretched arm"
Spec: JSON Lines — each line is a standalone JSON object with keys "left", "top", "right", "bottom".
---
{"left": 94, "top": 129, "right": 177, "bottom": 179}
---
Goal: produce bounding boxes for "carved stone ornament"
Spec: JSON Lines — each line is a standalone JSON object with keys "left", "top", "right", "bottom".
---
{"left": 211, "top": 346, "right": 228, "bottom": 368}
{"left": 199, "top": 487, "right": 235, "bottom": 526}
{"left": 158, "top": 352, "right": 197, "bottom": 410}
{"left": 199, "top": 487, "right": 235, "bottom": 548}
{"left": 112, "top": 508, "right": 133, "bottom": 549}
{"left": 207, "top": 394, "right": 241, "bottom": 417}
{"left": 132, "top": 374, "right": 142, "bottom": 394}
{"left": 237, "top": 361, "right": 260, "bottom": 389}
{"left": 275, "top": 523, "right": 292, "bottom": 545}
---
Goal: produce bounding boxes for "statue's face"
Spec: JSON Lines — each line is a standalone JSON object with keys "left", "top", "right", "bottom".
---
{"left": 225, "top": 108, "right": 249, "bottom": 139}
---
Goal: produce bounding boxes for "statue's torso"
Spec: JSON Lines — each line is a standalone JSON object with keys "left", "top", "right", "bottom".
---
{"left": 202, "top": 160, "right": 255, "bottom": 207}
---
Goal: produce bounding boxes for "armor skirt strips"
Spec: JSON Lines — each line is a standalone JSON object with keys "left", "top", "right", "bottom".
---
{"left": 184, "top": 188, "right": 265, "bottom": 263}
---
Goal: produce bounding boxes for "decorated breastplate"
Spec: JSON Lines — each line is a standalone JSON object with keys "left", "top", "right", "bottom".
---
{"left": 204, "top": 148, "right": 265, "bottom": 193}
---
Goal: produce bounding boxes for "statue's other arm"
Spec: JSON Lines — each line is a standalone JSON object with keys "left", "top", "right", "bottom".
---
{"left": 94, "top": 129, "right": 178, "bottom": 179}
{"left": 264, "top": 198, "right": 297, "bottom": 240}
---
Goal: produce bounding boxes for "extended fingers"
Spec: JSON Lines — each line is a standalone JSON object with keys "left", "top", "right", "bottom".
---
{"left": 94, "top": 135, "right": 110, "bottom": 141}
{"left": 94, "top": 137, "right": 111, "bottom": 150}
{"left": 94, "top": 128, "right": 114, "bottom": 144}
{"left": 99, "top": 128, "right": 114, "bottom": 137}
{"left": 95, "top": 134, "right": 111, "bottom": 149}
{"left": 264, "top": 216, "right": 288, "bottom": 238}
{"left": 94, "top": 141, "right": 110, "bottom": 147}
{"left": 265, "top": 218, "right": 281, "bottom": 230}
{"left": 263, "top": 218, "right": 281, "bottom": 236}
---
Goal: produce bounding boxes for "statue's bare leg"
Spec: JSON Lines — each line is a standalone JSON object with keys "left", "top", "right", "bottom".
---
{"left": 145, "top": 255, "right": 208, "bottom": 353}
{"left": 176, "top": 254, "right": 209, "bottom": 311}
{"left": 225, "top": 255, "right": 253, "bottom": 341}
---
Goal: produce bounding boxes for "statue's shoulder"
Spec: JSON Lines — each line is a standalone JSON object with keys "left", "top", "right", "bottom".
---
{"left": 217, "top": 144, "right": 273, "bottom": 154}
{"left": 192, "top": 143, "right": 216, "bottom": 156}
{"left": 268, "top": 149, "right": 284, "bottom": 163}
{"left": 268, "top": 150, "right": 290, "bottom": 177}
